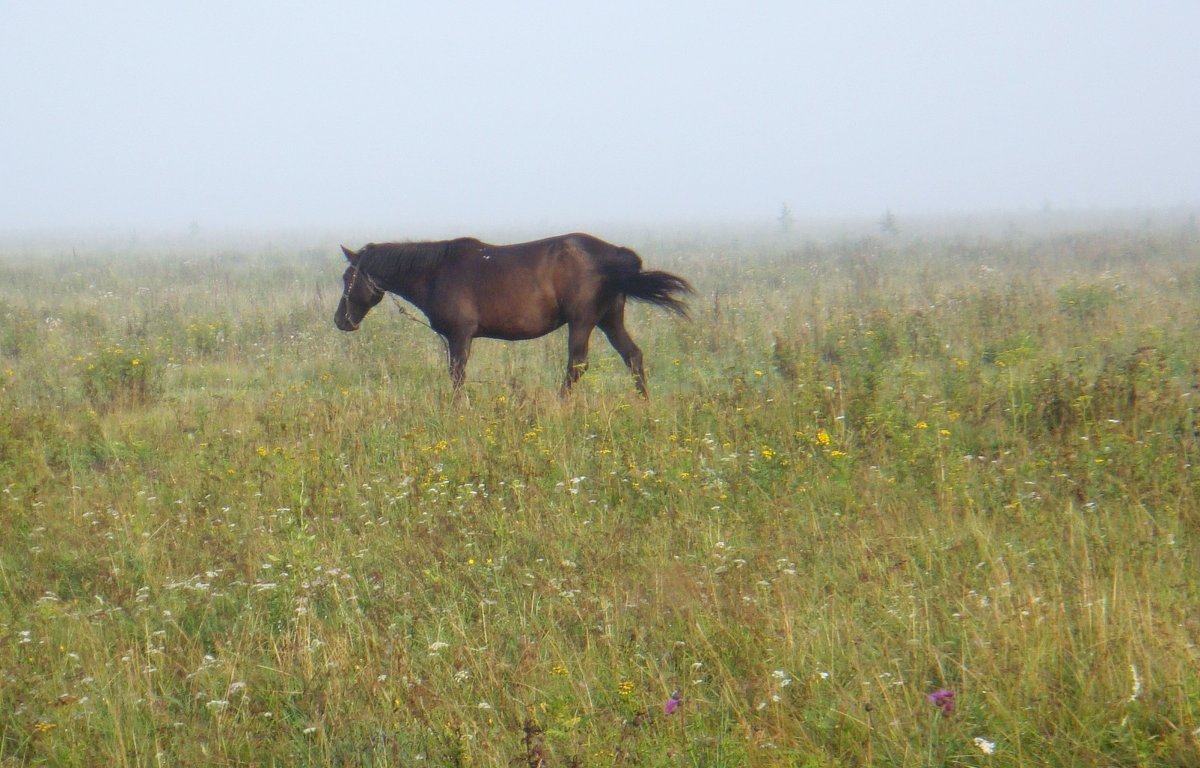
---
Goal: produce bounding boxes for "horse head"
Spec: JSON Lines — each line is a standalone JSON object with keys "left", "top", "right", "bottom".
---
{"left": 334, "top": 245, "right": 385, "bottom": 331}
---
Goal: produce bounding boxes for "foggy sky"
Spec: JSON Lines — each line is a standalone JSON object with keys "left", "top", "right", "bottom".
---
{"left": 2, "top": 2, "right": 1198, "bottom": 234}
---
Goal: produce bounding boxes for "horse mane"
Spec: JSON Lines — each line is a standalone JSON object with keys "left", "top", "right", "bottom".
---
{"left": 359, "top": 241, "right": 450, "bottom": 286}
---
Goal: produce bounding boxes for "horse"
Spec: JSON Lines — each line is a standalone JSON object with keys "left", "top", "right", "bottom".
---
{"left": 333, "top": 233, "right": 693, "bottom": 396}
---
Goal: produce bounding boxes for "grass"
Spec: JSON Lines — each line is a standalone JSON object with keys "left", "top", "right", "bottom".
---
{"left": 2, "top": 222, "right": 1199, "bottom": 766}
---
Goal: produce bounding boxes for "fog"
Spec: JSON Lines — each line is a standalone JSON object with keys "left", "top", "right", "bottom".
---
{"left": 3, "top": 2, "right": 1198, "bottom": 236}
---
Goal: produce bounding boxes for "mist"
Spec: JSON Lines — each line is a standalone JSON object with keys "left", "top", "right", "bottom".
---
{"left": 3, "top": 2, "right": 1198, "bottom": 236}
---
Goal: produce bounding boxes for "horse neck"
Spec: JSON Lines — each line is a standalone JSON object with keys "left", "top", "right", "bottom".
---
{"left": 389, "top": 271, "right": 432, "bottom": 308}
{"left": 371, "top": 244, "right": 440, "bottom": 308}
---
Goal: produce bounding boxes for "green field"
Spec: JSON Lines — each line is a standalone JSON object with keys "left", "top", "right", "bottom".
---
{"left": 2, "top": 222, "right": 1199, "bottom": 766}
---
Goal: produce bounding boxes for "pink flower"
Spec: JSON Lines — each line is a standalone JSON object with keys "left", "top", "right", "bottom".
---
{"left": 664, "top": 690, "right": 682, "bottom": 715}
{"left": 926, "top": 688, "right": 955, "bottom": 716}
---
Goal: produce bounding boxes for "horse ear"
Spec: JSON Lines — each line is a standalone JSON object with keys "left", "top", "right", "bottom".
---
{"left": 341, "top": 245, "right": 359, "bottom": 264}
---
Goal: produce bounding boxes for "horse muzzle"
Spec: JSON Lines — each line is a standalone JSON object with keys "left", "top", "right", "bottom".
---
{"left": 334, "top": 312, "right": 360, "bottom": 332}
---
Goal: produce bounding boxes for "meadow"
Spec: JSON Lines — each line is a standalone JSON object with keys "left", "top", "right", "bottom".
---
{"left": 1, "top": 220, "right": 1199, "bottom": 766}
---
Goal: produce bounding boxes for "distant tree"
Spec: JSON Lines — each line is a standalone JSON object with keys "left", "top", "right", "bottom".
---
{"left": 778, "top": 203, "right": 795, "bottom": 234}
{"left": 879, "top": 209, "right": 898, "bottom": 236}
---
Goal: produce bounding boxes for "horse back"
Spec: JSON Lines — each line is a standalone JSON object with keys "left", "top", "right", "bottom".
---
{"left": 449, "top": 233, "right": 631, "bottom": 291}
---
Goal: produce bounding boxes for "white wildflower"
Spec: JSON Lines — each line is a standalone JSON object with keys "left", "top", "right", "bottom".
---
{"left": 973, "top": 737, "right": 995, "bottom": 755}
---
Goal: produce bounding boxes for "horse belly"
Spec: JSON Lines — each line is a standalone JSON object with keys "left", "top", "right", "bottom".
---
{"left": 477, "top": 308, "right": 564, "bottom": 341}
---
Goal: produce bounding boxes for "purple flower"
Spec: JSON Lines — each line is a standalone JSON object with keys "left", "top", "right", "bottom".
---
{"left": 664, "top": 690, "right": 682, "bottom": 715}
{"left": 926, "top": 688, "right": 955, "bottom": 716}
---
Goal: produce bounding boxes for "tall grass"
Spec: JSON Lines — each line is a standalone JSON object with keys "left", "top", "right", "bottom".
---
{"left": 2, "top": 224, "right": 1199, "bottom": 766}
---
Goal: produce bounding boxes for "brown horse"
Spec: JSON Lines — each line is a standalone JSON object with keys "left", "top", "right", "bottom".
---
{"left": 334, "top": 233, "right": 692, "bottom": 396}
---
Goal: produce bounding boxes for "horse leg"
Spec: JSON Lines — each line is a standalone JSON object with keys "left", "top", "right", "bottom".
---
{"left": 446, "top": 334, "right": 472, "bottom": 394}
{"left": 561, "top": 323, "right": 593, "bottom": 395}
{"left": 599, "top": 312, "right": 648, "bottom": 397}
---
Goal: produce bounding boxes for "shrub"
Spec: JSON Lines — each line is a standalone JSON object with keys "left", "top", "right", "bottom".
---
{"left": 80, "top": 346, "right": 158, "bottom": 409}
{"left": 0, "top": 301, "right": 38, "bottom": 357}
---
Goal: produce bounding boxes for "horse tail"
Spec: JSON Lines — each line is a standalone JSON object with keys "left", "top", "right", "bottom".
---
{"left": 603, "top": 249, "right": 694, "bottom": 317}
